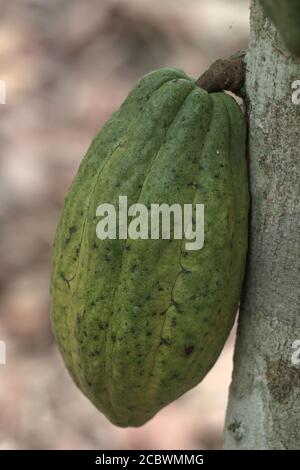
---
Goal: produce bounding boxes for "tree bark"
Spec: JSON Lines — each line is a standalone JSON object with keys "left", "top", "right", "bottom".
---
{"left": 223, "top": 0, "right": 300, "bottom": 450}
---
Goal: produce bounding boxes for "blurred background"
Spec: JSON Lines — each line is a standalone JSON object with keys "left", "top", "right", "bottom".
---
{"left": 0, "top": 0, "right": 249, "bottom": 450}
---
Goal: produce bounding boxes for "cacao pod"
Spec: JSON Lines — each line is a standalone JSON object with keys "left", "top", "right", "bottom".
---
{"left": 260, "top": 0, "right": 300, "bottom": 57}
{"left": 51, "top": 68, "right": 249, "bottom": 427}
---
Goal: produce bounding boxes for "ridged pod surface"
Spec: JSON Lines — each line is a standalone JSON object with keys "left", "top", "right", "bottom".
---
{"left": 51, "top": 68, "right": 249, "bottom": 427}
{"left": 260, "top": 0, "right": 300, "bottom": 57}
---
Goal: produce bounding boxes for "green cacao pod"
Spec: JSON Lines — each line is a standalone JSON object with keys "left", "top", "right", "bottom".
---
{"left": 51, "top": 68, "right": 249, "bottom": 427}
{"left": 260, "top": 0, "right": 300, "bottom": 57}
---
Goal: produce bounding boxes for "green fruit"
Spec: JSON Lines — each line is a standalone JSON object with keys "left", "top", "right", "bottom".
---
{"left": 260, "top": 0, "right": 300, "bottom": 57}
{"left": 51, "top": 67, "right": 249, "bottom": 427}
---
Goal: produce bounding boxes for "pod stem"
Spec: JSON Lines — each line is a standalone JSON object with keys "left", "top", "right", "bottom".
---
{"left": 196, "top": 50, "right": 246, "bottom": 97}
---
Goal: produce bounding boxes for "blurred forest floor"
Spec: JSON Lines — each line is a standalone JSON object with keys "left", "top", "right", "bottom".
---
{"left": 0, "top": 0, "right": 249, "bottom": 449}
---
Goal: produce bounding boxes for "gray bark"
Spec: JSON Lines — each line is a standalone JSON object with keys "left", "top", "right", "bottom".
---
{"left": 223, "top": 0, "right": 300, "bottom": 450}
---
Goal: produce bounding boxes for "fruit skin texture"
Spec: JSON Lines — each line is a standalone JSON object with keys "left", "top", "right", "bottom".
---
{"left": 51, "top": 67, "right": 249, "bottom": 427}
{"left": 260, "top": 0, "right": 300, "bottom": 57}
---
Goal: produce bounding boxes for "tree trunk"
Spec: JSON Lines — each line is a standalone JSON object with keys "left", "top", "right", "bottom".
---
{"left": 223, "top": 0, "right": 300, "bottom": 450}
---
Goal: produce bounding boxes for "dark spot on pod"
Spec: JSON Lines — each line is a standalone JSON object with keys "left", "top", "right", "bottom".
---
{"left": 97, "top": 323, "right": 105, "bottom": 330}
{"left": 160, "top": 338, "right": 171, "bottom": 346}
{"left": 146, "top": 331, "right": 152, "bottom": 337}
{"left": 131, "top": 264, "right": 137, "bottom": 273}
{"left": 158, "top": 286, "right": 164, "bottom": 292}
{"left": 171, "top": 300, "right": 181, "bottom": 311}
{"left": 69, "top": 226, "right": 77, "bottom": 235}
{"left": 125, "top": 245, "right": 131, "bottom": 251}
{"left": 92, "top": 242, "right": 97, "bottom": 249}
{"left": 89, "top": 349, "right": 100, "bottom": 357}
{"left": 184, "top": 345, "right": 194, "bottom": 356}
